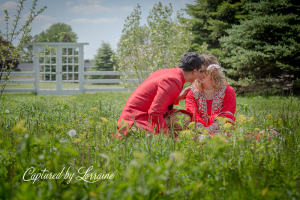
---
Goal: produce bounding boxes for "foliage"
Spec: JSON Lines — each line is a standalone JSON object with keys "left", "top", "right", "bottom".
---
{"left": 113, "top": 3, "right": 203, "bottom": 88}
{"left": 20, "top": 35, "right": 34, "bottom": 62}
{"left": 89, "top": 41, "right": 118, "bottom": 80}
{"left": 33, "top": 22, "right": 78, "bottom": 43}
{"left": 185, "top": 0, "right": 247, "bottom": 55}
{"left": 0, "top": 92, "right": 300, "bottom": 199}
{"left": 0, "top": 0, "right": 47, "bottom": 99}
{"left": 219, "top": 0, "right": 300, "bottom": 93}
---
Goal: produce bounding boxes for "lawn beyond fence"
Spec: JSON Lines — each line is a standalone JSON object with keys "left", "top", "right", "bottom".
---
{"left": 0, "top": 92, "right": 299, "bottom": 199}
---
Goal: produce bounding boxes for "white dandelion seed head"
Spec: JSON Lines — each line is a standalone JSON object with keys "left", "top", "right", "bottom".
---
{"left": 59, "top": 138, "right": 67, "bottom": 143}
{"left": 52, "top": 146, "right": 57, "bottom": 151}
{"left": 146, "top": 134, "right": 151, "bottom": 137}
{"left": 5, "top": 110, "right": 9, "bottom": 114}
{"left": 68, "top": 129, "right": 76, "bottom": 137}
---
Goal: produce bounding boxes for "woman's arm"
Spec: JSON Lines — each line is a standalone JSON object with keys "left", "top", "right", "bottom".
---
{"left": 185, "top": 89, "right": 208, "bottom": 126}
{"left": 208, "top": 85, "right": 236, "bottom": 125}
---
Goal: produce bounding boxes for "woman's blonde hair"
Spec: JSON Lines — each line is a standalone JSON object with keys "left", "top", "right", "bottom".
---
{"left": 194, "top": 54, "right": 228, "bottom": 92}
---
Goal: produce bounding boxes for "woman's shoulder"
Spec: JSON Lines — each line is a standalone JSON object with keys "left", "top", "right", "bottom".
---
{"left": 225, "top": 85, "right": 236, "bottom": 95}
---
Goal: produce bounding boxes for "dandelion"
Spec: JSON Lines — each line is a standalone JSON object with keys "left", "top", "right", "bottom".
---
{"left": 59, "top": 138, "right": 67, "bottom": 143}
{"left": 52, "top": 146, "right": 57, "bottom": 151}
{"left": 170, "top": 152, "right": 183, "bottom": 161}
{"left": 266, "top": 114, "right": 273, "bottom": 119}
{"left": 224, "top": 123, "right": 233, "bottom": 130}
{"left": 5, "top": 110, "right": 9, "bottom": 114}
{"left": 56, "top": 126, "right": 62, "bottom": 129}
{"left": 249, "top": 117, "right": 255, "bottom": 122}
{"left": 146, "top": 134, "right": 151, "bottom": 137}
{"left": 100, "top": 117, "right": 108, "bottom": 122}
{"left": 74, "top": 138, "right": 81, "bottom": 143}
{"left": 68, "top": 129, "right": 76, "bottom": 137}
{"left": 90, "top": 107, "right": 97, "bottom": 111}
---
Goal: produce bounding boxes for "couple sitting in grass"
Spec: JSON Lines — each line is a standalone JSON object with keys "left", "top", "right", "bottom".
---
{"left": 117, "top": 52, "right": 236, "bottom": 136}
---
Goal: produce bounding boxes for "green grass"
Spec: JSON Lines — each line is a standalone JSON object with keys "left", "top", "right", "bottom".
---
{"left": 0, "top": 92, "right": 299, "bottom": 199}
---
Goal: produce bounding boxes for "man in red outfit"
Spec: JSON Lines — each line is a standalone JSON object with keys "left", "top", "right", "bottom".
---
{"left": 118, "top": 52, "right": 204, "bottom": 134}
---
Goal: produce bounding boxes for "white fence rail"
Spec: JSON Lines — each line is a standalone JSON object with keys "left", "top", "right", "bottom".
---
{"left": 2, "top": 71, "right": 136, "bottom": 93}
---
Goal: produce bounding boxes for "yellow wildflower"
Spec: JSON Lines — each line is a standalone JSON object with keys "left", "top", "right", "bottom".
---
{"left": 278, "top": 118, "right": 283, "bottom": 126}
{"left": 74, "top": 138, "right": 81, "bottom": 143}
{"left": 255, "top": 128, "right": 260, "bottom": 131}
{"left": 12, "top": 120, "right": 27, "bottom": 133}
{"left": 216, "top": 117, "right": 227, "bottom": 123}
{"left": 100, "top": 117, "right": 108, "bottom": 123}
{"left": 197, "top": 145, "right": 200, "bottom": 149}
{"left": 90, "top": 107, "right": 98, "bottom": 111}
{"left": 89, "top": 191, "right": 97, "bottom": 197}
{"left": 238, "top": 115, "right": 246, "bottom": 123}
{"left": 88, "top": 116, "right": 94, "bottom": 120}
{"left": 80, "top": 132, "right": 87, "bottom": 138}
{"left": 189, "top": 122, "right": 195, "bottom": 126}
{"left": 249, "top": 117, "right": 255, "bottom": 122}
{"left": 224, "top": 123, "right": 233, "bottom": 130}
{"left": 266, "top": 114, "right": 273, "bottom": 119}
{"left": 202, "top": 129, "right": 209, "bottom": 135}
{"left": 70, "top": 96, "right": 76, "bottom": 100}
{"left": 180, "top": 129, "right": 193, "bottom": 135}
{"left": 57, "top": 126, "right": 62, "bottom": 129}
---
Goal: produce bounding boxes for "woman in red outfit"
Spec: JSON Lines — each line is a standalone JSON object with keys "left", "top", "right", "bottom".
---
{"left": 185, "top": 54, "right": 236, "bottom": 134}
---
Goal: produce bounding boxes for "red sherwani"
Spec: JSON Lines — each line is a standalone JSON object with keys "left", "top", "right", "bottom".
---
{"left": 185, "top": 85, "right": 236, "bottom": 126}
{"left": 118, "top": 67, "right": 186, "bottom": 134}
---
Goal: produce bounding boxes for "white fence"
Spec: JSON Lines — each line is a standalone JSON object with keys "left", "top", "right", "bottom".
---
{"left": 1, "top": 42, "right": 141, "bottom": 95}
{"left": 2, "top": 71, "right": 137, "bottom": 94}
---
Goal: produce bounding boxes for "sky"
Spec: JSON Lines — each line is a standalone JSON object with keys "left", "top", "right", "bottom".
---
{"left": 0, "top": 0, "right": 194, "bottom": 60}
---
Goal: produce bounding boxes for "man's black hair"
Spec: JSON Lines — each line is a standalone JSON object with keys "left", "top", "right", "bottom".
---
{"left": 178, "top": 52, "right": 203, "bottom": 72}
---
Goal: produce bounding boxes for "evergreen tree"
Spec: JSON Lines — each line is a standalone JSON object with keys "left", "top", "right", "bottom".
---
{"left": 220, "top": 0, "right": 300, "bottom": 93}
{"left": 185, "top": 0, "right": 247, "bottom": 54}
{"left": 59, "top": 32, "right": 72, "bottom": 42}
{"left": 89, "top": 41, "right": 118, "bottom": 80}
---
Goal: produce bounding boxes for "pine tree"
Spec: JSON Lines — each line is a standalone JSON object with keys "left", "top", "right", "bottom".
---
{"left": 89, "top": 41, "right": 118, "bottom": 80}
{"left": 59, "top": 32, "right": 72, "bottom": 42}
{"left": 220, "top": 0, "right": 300, "bottom": 93}
{"left": 185, "top": 0, "right": 247, "bottom": 54}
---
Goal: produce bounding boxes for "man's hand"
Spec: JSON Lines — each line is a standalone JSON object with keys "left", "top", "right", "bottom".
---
{"left": 176, "top": 86, "right": 192, "bottom": 102}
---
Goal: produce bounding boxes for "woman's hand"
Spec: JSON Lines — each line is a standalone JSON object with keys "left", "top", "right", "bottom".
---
{"left": 208, "top": 121, "right": 220, "bottom": 133}
{"left": 177, "top": 86, "right": 192, "bottom": 102}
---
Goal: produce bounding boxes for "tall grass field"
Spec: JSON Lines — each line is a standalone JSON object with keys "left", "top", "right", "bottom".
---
{"left": 0, "top": 92, "right": 299, "bottom": 199}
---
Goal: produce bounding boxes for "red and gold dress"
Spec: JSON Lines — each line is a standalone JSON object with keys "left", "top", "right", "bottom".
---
{"left": 185, "top": 85, "right": 236, "bottom": 127}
